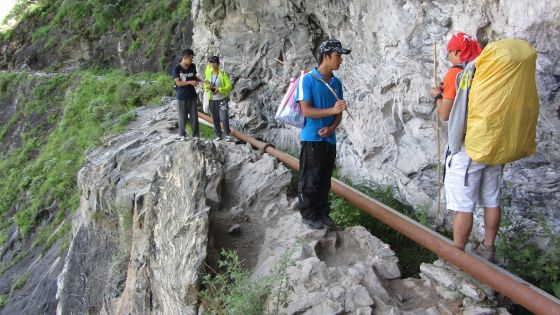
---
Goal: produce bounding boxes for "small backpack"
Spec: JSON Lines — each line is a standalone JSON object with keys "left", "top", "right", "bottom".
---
{"left": 465, "top": 39, "right": 539, "bottom": 164}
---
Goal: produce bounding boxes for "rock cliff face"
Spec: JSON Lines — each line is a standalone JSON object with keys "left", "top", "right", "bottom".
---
{"left": 191, "top": 0, "right": 560, "bottom": 235}
{"left": 54, "top": 101, "right": 507, "bottom": 314}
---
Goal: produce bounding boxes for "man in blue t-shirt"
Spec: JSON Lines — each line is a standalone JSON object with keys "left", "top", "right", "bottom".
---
{"left": 172, "top": 49, "right": 208, "bottom": 139}
{"left": 294, "top": 39, "right": 350, "bottom": 229}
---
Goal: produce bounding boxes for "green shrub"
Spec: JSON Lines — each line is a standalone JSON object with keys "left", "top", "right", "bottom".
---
{"left": 128, "top": 38, "right": 141, "bottom": 54}
{"left": 0, "top": 294, "right": 6, "bottom": 309}
{"left": 496, "top": 210, "right": 560, "bottom": 298}
{"left": 200, "top": 246, "right": 295, "bottom": 315}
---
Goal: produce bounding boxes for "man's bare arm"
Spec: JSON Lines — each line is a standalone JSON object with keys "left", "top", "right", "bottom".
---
{"left": 300, "top": 100, "right": 347, "bottom": 118}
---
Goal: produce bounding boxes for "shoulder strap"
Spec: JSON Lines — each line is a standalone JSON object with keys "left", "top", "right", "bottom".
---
{"left": 308, "top": 73, "right": 341, "bottom": 101}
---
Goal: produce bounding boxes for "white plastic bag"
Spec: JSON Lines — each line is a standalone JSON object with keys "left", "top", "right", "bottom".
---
{"left": 202, "top": 91, "right": 210, "bottom": 113}
{"left": 275, "top": 71, "right": 306, "bottom": 128}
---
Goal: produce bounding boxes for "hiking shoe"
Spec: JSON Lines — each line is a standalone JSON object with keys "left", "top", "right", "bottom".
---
{"left": 214, "top": 136, "right": 222, "bottom": 141}
{"left": 301, "top": 217, "right": 324, "bottom": 230}
{"left": 474, "top": 243, "right": 496, "bottom": 263}
{"left": 318, "top": 215, "right": 335, "bottom": 227}
{"left": 176, "top": 136, "right": 187, "bottom": 141}
{"left": 224, "top": 136, "right": 233, "bottom": 142}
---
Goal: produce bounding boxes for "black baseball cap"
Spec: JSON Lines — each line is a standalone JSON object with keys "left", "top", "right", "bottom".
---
{"left": 319, "top": 39, "right": 351, "bottom": 55}
{"left": 208, "top": 56, "right": 220, "bottom": 63}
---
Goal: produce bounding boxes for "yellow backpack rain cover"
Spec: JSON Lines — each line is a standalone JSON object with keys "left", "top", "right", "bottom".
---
{"left": 465, "top": 39, "right": 539, "bottom": 165}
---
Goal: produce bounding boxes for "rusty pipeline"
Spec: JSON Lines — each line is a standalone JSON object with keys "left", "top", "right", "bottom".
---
{"left": 197, "top": 112, "right": 560, "bottom": 315}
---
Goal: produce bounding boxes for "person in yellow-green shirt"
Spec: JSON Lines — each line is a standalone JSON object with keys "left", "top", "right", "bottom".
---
{"left": 204, "top": 56, "right": 233, "bottom": 141}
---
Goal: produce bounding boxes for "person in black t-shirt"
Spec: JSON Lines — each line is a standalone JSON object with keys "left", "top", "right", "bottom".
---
{"left": 172, "top": 49, "right": 208, "bottom": 139}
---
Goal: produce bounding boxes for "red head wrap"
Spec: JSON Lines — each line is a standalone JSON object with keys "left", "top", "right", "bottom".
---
{"left": 447, "top": 32, "right": 482, "bottom": 63}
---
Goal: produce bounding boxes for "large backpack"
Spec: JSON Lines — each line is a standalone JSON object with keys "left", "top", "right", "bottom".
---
{"left": 449, "top": 39, "right": 539, "bottom": 165}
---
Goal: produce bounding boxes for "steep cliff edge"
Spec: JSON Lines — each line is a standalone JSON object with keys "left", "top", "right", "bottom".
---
{"left": 52, "top": 101, "right": 508, "bottom": 314}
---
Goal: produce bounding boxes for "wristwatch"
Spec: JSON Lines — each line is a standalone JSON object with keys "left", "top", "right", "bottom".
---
{"left": 434, "top": 93, "right": 443, "bottom": 103}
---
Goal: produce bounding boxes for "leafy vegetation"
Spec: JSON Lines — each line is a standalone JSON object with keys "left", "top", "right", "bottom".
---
{"left": 200, "top": 246, "right": 295, "bottom": 315}
{"left": 496, "top": 210, "right": 560, "bottom": 299}
{"left": 1, "top": 0, "right": 193, "bottom": 71}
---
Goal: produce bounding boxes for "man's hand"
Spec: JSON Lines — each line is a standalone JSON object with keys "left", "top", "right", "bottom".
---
{"left": 318, "top": 126, "right": 334, "bottom": 137}
{"left": 430, "top": 81, "right": 443, "bottom": 97}
{"left": 331, "top": 100, "right": 348, "bottom": 114}
{"left": 188, "top": 80, "right": 199, "bottom": 86}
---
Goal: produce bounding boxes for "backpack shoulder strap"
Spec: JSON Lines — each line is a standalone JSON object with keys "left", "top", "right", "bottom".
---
{"left": 308, "top": 73, "right": 341, "bottom": 101}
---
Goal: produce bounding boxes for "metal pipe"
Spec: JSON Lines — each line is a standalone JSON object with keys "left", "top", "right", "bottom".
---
{"left": 197, "top": 112, "right": 560, "bottom": 315}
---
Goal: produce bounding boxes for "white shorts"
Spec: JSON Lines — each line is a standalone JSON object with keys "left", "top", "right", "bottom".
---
{"left": 444, "top": 147, "right": 502, "bottom": 213}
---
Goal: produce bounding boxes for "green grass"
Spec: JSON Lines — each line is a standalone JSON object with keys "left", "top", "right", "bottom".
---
{"left": 0, "top": 262, "right": 7, "bottom": 277}
{"left": 128, "top": 39, "right": 141, "bottom": 54}
{"left": 0, "top": 294, "right": 6, "bottom": 309}
{"left": 31, "top": 25, "right": 50, "bottom": 42}
{"left": 0, "top": 70, "right": 174, "bottom": 244}
{"left": 10, "top": 272, "right": 29, "bottom": 294}
{"left": 496, "top": 210, "right": 560, "bottom": 299}
{"left": 1, "top": 0, "right": 193, "bottom": 71}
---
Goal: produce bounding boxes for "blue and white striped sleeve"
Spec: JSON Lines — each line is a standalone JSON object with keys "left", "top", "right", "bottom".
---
{"left": 294, "top": 74, "right": 313, "bottom": 103}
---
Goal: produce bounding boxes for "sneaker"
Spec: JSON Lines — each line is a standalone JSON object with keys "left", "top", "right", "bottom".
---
{"left": 214, "top": 136, "right": 222, "bottom": 141}
{"left": 473, "top": 243, "right": 496, "bottom": 263}
{"left": 224, "top": 136, "right": 233, "bottom": 142}
{"left": 176, "top": 136, "right": 187, "bottom": 141}
{"left": 301, "top": 217, "right": 324, "bottom": 230}
{"left": 318, "top": 215, "right": 335, "bottom": 227}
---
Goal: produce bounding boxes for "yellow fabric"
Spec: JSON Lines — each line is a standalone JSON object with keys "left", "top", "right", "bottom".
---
{"left": 465, "top": 39, "right": 539, "bottom": 165}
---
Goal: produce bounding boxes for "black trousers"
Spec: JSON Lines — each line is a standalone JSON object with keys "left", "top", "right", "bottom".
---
{"left": 298, "top": 141, "right": 336, "bottom": 220}
{"left": 178, "top": 98, "right": 199, "bottom": 137}
{"left": 209, "top": 99, "right": 230, "bottom": 137}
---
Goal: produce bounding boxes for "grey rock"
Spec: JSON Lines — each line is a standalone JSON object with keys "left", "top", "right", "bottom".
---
{"left": 402, "top": 306, "right": 441, "bottom": 315}
{"left": 497, "top": 307, "right": 511, "bottom": 315}
{"left": 460, "top": 281, "right": 486, "bottom": 302}
{"left": 57, "top": 105, "right": 222, "bottom": 314}
{"left": 420, "top": 263, "right": 457, "bottom": 290}
{"left": 462, "top": 306, "right": 497, "bottom": 315}
{"left": 350, "top": 306, "right": 373, "bottom": 315}
{"left": 435, "top": 285, "right": 460, "bottom": 300}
